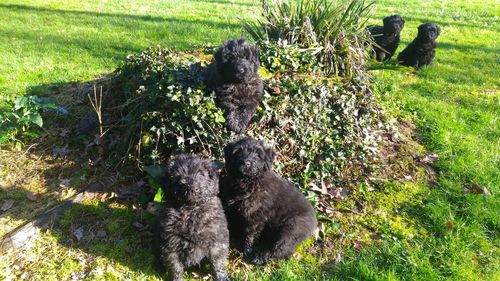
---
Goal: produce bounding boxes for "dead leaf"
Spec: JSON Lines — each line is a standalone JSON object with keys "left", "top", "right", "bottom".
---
{"left": 335, "top": 252, "right": 342, "bottom": 263}
{"left": 59, "top": 128, "right": 70, "bottom": 137}
{"left": 1, "top": 199, "right": 15, "bottom": 211}
{"left": 53, "top": 144, "right": 71, "bottom": 157}
{"left": 309, "top": 182, "right": 327, "bottom": 195}
{"left": 353, "top": 238, "right": 365, "bottom": 250}
{"left": 483, "top": 187, "right": 492, "bottom": 196}
{"left": 446, "top": 220, "right": 453, "bottom": 229}
{"left": 132, "top": 221, "right": 145, "bottom": 230}
{"left": 73, "top": 227, "right": 84, "bottom": 241}
{"left": 330, "top": 187, "right": 347, "bottom": 200}
{"left": 293, "top": 252, "right": 302, "bottom": 260}
{"left": 26, "top": 192, "right": 40, "bottom": 202}
{"left": 71, "top": 272, "right": 86, "bottom": 280}
{"left": 59, "top": 179, "right": 70, "bottom": 188}
{"left": 88, "top": 157, "right": 101, "bottom": 166}
{"left": 471, "top": 182, "right": 492, "bottom": 196}
{"left": 146, "top": 202, "right": 158, "bottom": 214}
{"left": 93, "top": 134, "right": 103, "bottom": 146}
{"left": 370, "top": 233, "right": 382, "bottom": 241}
{"left": 96, "top": 230, "right": 107, "bottom": 239}
{"left": 421, "top": 154, "right": 438, "bottom": 164}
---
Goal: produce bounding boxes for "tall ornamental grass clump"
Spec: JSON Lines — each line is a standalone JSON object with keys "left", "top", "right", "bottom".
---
{"left": 243, "top": 0, "right": 373, "bottom": 79}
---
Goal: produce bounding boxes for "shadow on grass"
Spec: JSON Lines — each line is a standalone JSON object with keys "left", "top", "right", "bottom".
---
{"left": 436, "top": 42, "right": 499, "bottom": 54}
{"left": 402, "top": 15, "right": 497, "bottom": 30}
{"left": 0, "top": 3, "right": 243, "bottom": 62}
{"left": 51, "top": 200, "right": 162, "bottom": 278}
{"left": 198, "top": 0, "right": 255, "bottom": 7}
{"left": 0, "top": 76, "right": 137, "bottom": 237}
{"left": 367, "top": 59, "right": 406, "bottom": 71}
{"left": 0, "top": 3, "right": 242, "bottom": 28}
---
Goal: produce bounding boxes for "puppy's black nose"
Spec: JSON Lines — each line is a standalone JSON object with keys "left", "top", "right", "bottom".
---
{"left": 244, "top": 161, "right": 251, "bottom": 167}
{"left": 238, "top": 67, "right": 245, "bottom": 73}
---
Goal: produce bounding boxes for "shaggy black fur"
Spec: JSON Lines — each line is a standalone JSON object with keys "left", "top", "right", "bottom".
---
{"left": 219, "top": 137, "right": 317, "bottom": 265}
{"left": 153, "top": 155, "right": 230, "bottom": 281}
{"left": 398, "top": 23, "right": 441, "bottom": 69}
{"left": 367, "top": 14, "right": 405, "bottom": 61}
{"left": 204, "top": 39, "right": 264, "bottom": 134}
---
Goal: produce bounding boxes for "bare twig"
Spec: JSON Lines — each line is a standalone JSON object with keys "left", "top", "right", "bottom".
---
{"left": 88, "top": 85, "right": 104, "bottom": 137}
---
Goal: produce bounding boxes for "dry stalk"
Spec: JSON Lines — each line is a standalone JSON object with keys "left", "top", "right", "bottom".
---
{"left": 88, "top": 85, "right": 104, "bottom": 137}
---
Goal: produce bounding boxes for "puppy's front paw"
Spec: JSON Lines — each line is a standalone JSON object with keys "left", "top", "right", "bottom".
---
{"left": 249, "top": 255, "right": 266, "bottom": 266}
{"left": 243, "top": 245, "right": 253, "bottom": 257}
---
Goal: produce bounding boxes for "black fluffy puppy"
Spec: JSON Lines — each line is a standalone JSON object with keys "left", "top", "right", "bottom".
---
{"left": 153, "top": 155, "right": 230, "bottom": 281}
{"left": 398, "top": 23, "right": 441, "bottom": 69}
{"left": 204, "top": 39, "right": 264, "bottom": 134}
{"left": 367, "top": 14, "right": 405, "bottom": 61}
{"left": 220, "top": 137, "right": 317, "bottom": 265}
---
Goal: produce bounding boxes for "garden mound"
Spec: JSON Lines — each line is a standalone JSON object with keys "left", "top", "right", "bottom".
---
{"left": 92, "top": 41, "right": 406, "bottom": 211}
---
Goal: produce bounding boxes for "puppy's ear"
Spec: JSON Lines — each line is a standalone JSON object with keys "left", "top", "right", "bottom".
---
{"left": 214, "top": 46, "right": 224, "bottom": 64}
{"left": 260, "top": 141, "right": 275, "bottom": 170}
{"left": 202, "top": 159, "right": 218, "bottom": 181}
{"left": 436, "top": 25, "right": 441, "bottom": 36}
{"left": 252, "top": 47, "right": 260, "bottom": 71}
{"left": 223, "top": 142, "right": 235, "bottom": 162}
{"left": 382, "top": 16, "right": 390, "bottom": 26}
{"left": 158, "top": 161, "right": 175, "bottom": 191}
{"left": 418, "top": 24, "right": 425, "bottom": 35}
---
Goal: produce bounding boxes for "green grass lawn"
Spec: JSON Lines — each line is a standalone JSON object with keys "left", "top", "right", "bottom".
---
{"left": 1, "top": 0, "right": 499, "bottom": 280}
{"left": 351, "top": 1, "right": 499, "bottom": 279}
{"left": 0, "top": 0, "right": 254, "bottom": 99}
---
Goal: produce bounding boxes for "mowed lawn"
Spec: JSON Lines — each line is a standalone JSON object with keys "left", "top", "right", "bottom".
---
{"left": 1, "top": 0, "right": 499, "bottom": 280}
{"left": 0, "top": 0, "right": 254, "bottom": 99}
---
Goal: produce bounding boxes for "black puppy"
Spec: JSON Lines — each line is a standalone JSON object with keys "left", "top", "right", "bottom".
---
{"left": 398, "top": 23, "right": 441, "bottom": 69}
{"left": 153, "top": 155, "right": 230, "bottom": 281}
{"left": 367, "top": 14, "right": 405, "bottom": 61}
{"left": 204, "top": 39, "right": 264, "bottom": 134}
{"left": 220, "top": 137, "right": 317, "bottom": 265}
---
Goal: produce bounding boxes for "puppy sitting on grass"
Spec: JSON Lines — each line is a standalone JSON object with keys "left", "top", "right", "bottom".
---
{"left": 153, "top": 155, "right": 230, "bottom": 281}
{"left": 367, "top": 14, "right": 405, "bottom": 61}
{"left": 220, "top": 137, "right": 317, "bottom": 265}
{"left": 397, "top": 23, "right": 441, "bottom": 69}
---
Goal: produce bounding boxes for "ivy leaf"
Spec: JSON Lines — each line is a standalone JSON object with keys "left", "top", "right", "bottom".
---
{"left": 30, "top": 113, "right": 43, "bottom": 127}
{"left": 154, "top": 187, "right": 164, "bottom": 203}
{"left": 143, "top": 165, "right": 165, "bottom": 178}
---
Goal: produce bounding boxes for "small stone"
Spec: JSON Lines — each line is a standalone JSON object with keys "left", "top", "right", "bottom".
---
{"left": 52, "top": 144, "right": 71, "bottom": 157}
{"left": 421, "top": 154, "right": 438, "bottom": 164}
{"left": 471, "top": 182, "right": 492, "bottom": 196}
{"left": 26, "top": 192, "right": 40, "bottom": 202}
{"left": 96, "top": 230, "right": 107, "bottom": 239}
{"left": 1, "top": 199, "right": 14, "bottom": 211}
{"left": 73, "top": 227, "right": 84, "bottom": 241}
{"left": 59, "top": 179, "right": 71, "bottom": 188}
{"left": 132, "top": 222, "right": 145, "bottom": 230}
